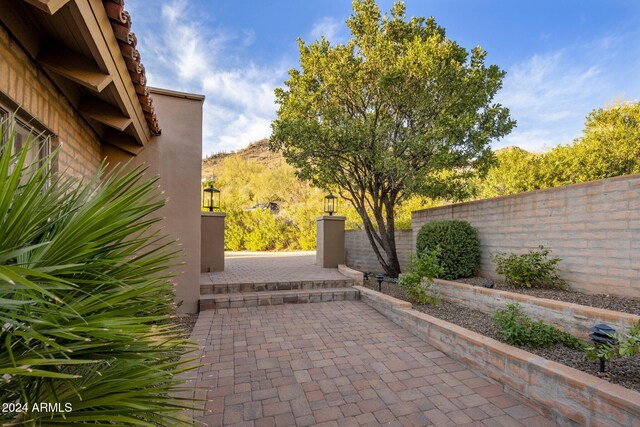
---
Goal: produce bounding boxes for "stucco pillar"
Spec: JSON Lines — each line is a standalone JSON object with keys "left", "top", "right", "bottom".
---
{"left": 201, "top": 212, "right": 225, "bottom": 272}
{"left": 316, "top": 216, "right": 346, "bottom": 268}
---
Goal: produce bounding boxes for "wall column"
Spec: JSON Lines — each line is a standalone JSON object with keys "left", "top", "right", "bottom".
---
{"left": 201, "top": 212, "right": 225, "bottom": 272}
{"left": 316, "top": 216, "right": 346, "bottom": 268}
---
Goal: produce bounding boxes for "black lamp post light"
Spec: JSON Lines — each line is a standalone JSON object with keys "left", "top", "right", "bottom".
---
{"left": 324, "top": 192, "right": 337, "bottom": 216}
{"left": 589, "top": 323, "right": 617, "bottom": 373}
{"left": 203, "top": 185, "right": 221, "bottom": 212}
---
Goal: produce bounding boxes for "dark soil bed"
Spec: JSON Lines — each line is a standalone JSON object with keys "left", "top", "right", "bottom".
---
{"left": 362, "top": 279, "right": 640, "bottom": 393}
{"left": 457, "top": 277, "right": 640, "bottom": 316}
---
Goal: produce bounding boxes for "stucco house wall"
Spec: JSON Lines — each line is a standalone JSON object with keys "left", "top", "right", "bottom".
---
{"left": 102, "top": 88, "right": 204, "bottom": 313}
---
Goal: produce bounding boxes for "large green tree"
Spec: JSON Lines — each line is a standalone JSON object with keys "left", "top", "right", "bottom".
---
{"left": 542, "top": 101, "right": 640, "bottom": 186}
{"left": 271, "top": 0, "right": 515, "bottom": 277}
{"left": 476, "top": 147, "right": 542, "bottom": 198}
{"left": 475, "top": 101, "right": 640, "bottom": 198}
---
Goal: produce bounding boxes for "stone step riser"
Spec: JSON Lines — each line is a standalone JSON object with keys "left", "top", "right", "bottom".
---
{"left": 199, "top": 289, "right": 359, "bottom": 311}
{"left": 201, "top": 280, "right": 353, "bottom": 295}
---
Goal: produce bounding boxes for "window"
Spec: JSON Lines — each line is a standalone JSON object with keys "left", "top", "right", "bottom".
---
{"left": 0, "top": 107, "right": 52, "bottom": 173}
{"left": 10, "top": 118, "right": 51, "bottom": 167}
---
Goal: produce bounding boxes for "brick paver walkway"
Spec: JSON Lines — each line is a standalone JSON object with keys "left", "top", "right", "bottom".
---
{"left": 202, "top": 252, "right": 349, "bottom": 285}
{"left": 191, "top": 301, "right": 555, "bottom": 426}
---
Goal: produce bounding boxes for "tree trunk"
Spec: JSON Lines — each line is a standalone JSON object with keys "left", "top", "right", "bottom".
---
{"left": 359, "top": 204, "right": 402, "bottom": 278}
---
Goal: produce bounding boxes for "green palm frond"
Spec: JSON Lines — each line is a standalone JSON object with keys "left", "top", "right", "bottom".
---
{"left": 0, "top": 116, "right": 199, "bottom": 425}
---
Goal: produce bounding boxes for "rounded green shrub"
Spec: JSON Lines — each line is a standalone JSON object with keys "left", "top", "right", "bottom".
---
{"left": 416, "top": 220, "right": 480, "bottom": 280}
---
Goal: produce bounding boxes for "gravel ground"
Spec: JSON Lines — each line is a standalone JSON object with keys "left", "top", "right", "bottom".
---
{"left": 173, "top": 313, "right": 198, "bottom": 337}
{"left": 362, "top": 278, "right": 640, "bottom": 392}
{"left": 457, "top": 276, "right": 640, "bottom": 316}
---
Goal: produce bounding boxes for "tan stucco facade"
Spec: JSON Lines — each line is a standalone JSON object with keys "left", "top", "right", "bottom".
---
{"left": 103, "top": 88, "right": 204, "bottom": 313}
{"left": 201, "top": 212, "right": 225, "bottom": 273}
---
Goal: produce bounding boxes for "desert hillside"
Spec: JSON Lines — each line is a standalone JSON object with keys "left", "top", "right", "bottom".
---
{"left": 202, "top": 139, "right": 284, "bottom": 181}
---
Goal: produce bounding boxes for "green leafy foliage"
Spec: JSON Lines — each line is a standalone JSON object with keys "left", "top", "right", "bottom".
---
{"left": 474, "top": 147, "right": 543, "bottom": 198}
{"left": 0, "top": 117, "right": 196, "bottom": 425}
{"left": 492, "top": 245, "right": 565, "bottom": 288}
{"left": 223, "top": 207, "right": 317, "bottom": 251}
{"left": 271, "top": 0, "right": 514, "bottom": 276}
{"left": 586, "top": 321, "right": 640, "bottom": 362}
{"left": 493, "top": 304, "right": 585, "bottom": 350}
{"left": 475, "top": 101, "right": 640, "bottom": 198}
{"left": 416, "top": 220, "right": 480, "bottom": 280}
{"left": 398, "top": 248, "right": 443, "bottom": 304}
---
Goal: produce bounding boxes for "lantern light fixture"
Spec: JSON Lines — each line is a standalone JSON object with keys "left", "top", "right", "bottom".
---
{"left": 203, "top": 185, "right": 221, "bottom": 212}
{"left": 324, "top": 192, "right": 337, "bottom": 216}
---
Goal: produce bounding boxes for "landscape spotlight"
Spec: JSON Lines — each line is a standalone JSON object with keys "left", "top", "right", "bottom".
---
{"left": 589, "top": 323, "right": 617, "bottom": 373}
{"left": 375, "top": 273, "right": 384, "bottom": 292}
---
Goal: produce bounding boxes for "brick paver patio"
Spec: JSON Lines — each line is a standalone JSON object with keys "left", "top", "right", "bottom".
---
{"left": 201, "top": 252, "right": 349, "bottom": 285}
{"left": 191, "top": 301, "right": 556, "bottom": 426}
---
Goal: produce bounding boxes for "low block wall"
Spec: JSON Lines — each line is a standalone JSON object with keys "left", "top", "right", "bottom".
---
{"left": 356, "top": 286, "right": 640, "bottom": 426}
{"left": 432, "top": 279, "right": 640, "bottom": 338}
{"left": 338, "top": 264, "right": 364, "bottom": 285}
{"left": 345, "top": 230, "right": 412, "bottom": 273}
{"left": 412, "top": 174, "right": 640, "bottom": 297}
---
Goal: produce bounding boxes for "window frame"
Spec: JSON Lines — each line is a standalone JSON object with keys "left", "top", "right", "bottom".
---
{"left": 0, "top": 104, "right": 55, "bottom": 172}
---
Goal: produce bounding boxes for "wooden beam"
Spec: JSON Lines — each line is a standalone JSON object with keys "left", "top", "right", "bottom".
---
{"left": 78, "top": 96, "right": 131, "bottom": 132}
{"left": 102, "top": 129, "right": 144, "bottom": 155}
{"left": 22, "top": 0, "right": 71, "bottom": 15}
{"left": 0, "top": 0, "right": 44, "bottom": 57}
{"left": 38, "top": 45, "right": 112, "bottom": 92}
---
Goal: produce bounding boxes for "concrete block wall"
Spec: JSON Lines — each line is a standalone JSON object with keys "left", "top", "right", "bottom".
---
{"left": 412, "top": 174, "right": 640, "bottom": 297}
{"left": 345, "top": 230, "right": 412, "bottom": 273}
{"left": 0, "top": 25, "right": 102, "bottom": 180}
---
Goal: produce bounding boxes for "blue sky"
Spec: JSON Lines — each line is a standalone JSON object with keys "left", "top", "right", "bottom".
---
{"left": 127, "top": 0, "right": 640, "bottom": 156}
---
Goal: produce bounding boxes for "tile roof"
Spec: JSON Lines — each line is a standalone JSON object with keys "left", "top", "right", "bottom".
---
{"left": 103, "top": 0, "right": 161, "bottom": 136}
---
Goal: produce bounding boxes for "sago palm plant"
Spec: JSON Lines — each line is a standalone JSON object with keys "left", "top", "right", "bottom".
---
{"left": 0, "top": 116, "right": 198, "bottom": 425}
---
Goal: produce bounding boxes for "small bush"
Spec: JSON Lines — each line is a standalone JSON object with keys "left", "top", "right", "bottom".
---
{"left": 398, "top": 248, "right": 443, "bottom": 305}
{"left": 415, "top": 220, "right": 480, "bottom": 280}
{"left": 492, "top": 245, "right": 565, "bottom": 288}
{"left": 493, "top": 303, "right": 585, "bottom": 350}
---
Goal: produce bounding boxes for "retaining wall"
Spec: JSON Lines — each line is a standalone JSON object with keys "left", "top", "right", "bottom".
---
{"left": 345, "top": 230, "right": 412, "bottom": 273}
{"left": 412, "top": 174, "right": 640, "bottom": 297}
{"left": 432, "top": 279, "right": 640, "bottom": 338}
{"left": 357, "top": 286, "right": 640, "bottom": 426}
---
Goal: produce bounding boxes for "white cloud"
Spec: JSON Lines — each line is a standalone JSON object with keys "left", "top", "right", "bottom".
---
{"left": 130, "top": 0, "right": 286, "bottom": 155}
{"left": 496, "top": 49, "right": 613, "bottom": 152}
{"left": 310, "top": 16, "right": 344, "bottom": 43}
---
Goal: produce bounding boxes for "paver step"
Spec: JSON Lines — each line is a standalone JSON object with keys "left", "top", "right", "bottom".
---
{"left": 199, "top": 288, "right": 360, "bottom": 311}
{"left": 200, "top": 279, "right": 354, "bottom": 295}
